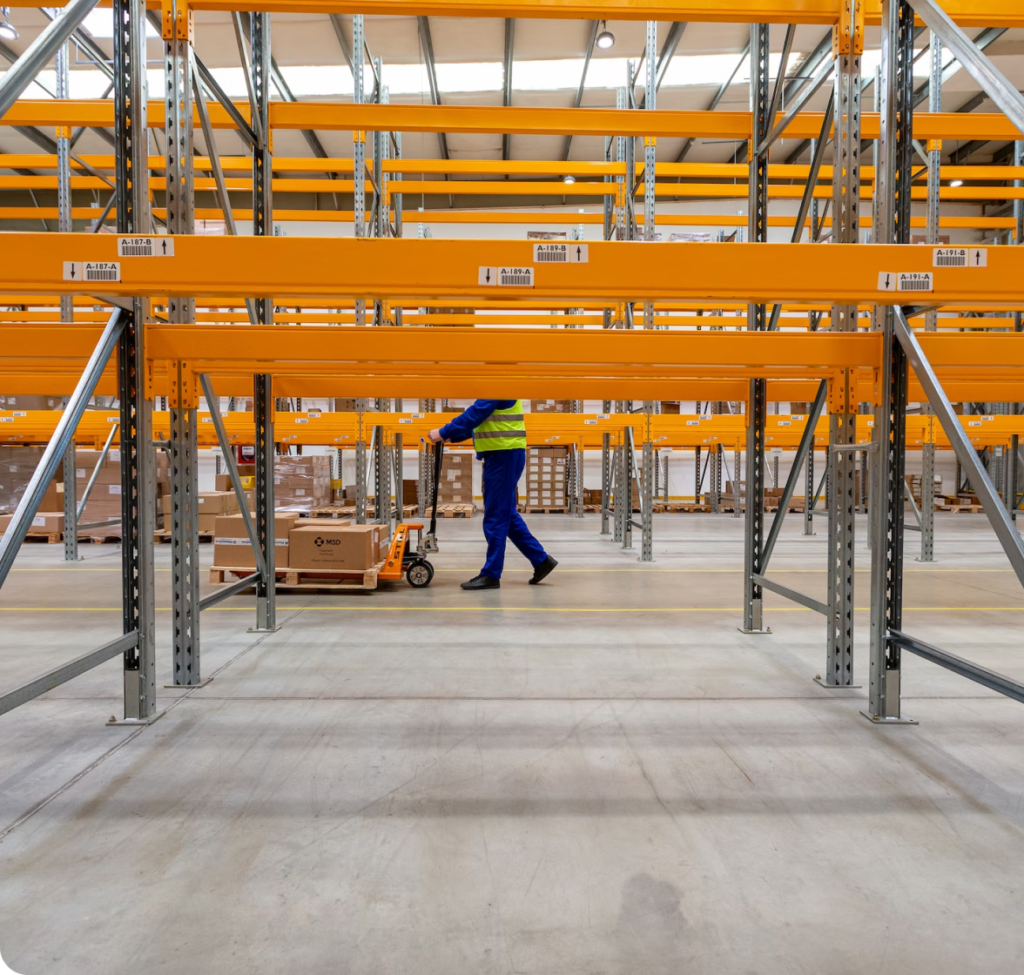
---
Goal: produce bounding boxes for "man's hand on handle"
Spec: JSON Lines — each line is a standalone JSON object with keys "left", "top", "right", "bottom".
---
{"left": 428, "top": 429, "right": 444, "bottom": 444}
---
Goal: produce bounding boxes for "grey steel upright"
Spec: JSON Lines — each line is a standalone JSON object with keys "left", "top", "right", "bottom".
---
{"left": 353, "top": 13, "right": 367, "bottom": 327}
{"left": 742, "top": 22, "right": 770, "bottom": 634}
{"left": 823, "top": 20, "right": 862, "bottom": 685}
{"left": 918, "top": 33, "right": 942, "bottom": 562}
{"left": 251, "top": 10, "right": 276, "bottom": 632}
{"left": 57, "top": 35, "right": 79, "bottom": 562}
{"left": 865, "top": 0, "right": 916, "bottom": 724}
{"left": 114, "top": 0, "right": 157, "bottom": 721}
{"left": 164, "top": 0, "right": 201, "bottom": 684}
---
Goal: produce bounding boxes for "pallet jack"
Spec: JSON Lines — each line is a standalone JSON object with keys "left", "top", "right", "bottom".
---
{"left": 378, "top": 440, "right": 445, "bottom": 588}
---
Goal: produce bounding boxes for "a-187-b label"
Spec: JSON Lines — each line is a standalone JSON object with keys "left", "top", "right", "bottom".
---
{"left": 117, "top": 236, "right": 175, "bottom": 257}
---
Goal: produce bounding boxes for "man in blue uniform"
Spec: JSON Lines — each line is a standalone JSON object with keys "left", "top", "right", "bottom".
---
{"left": 429, "top": 400, "right": 557, "bottom": 590}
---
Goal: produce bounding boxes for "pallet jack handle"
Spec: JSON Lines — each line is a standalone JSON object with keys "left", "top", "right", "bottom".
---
{"left": 423, "top": 439, "right": 444, "bottom": 553}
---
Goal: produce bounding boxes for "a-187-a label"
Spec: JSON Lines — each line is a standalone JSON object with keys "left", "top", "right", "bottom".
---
{"left": 63, "top": 261, "right": 121, "bottom": 282}
{"left": 117, "top": 236, "right": 175, "bottom": 257}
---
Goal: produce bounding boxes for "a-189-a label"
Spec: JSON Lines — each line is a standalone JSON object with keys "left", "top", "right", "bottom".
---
{"left": 117, "top": 236, "right": 174, "bottom": 257}
{"left": 897, "top": 272, "right": 933, "bottom": 292}
{"left": 498, "top": 267, "right": 534, "bottom": 287}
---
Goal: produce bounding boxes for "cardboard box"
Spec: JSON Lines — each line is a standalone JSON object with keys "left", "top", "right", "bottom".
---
{"left": 0, "top": 513, "right": 11, "bottom": 533}
{"left": 215, "top": 474, "right": 256, "bottom": 493}
{"left": 27, "top": 511, "right": 64, "bottom": 533}
{"left": 403, "top": 479, "right": 419, "bottom": 505}
{"left": 162, "top": 491, "right": 238, "bottom": 516}
{"left": 289, "top": 523, "right": 381, "bottom": 571}
{"left": 213, "top": 512, "right": 300, "bottom": 568}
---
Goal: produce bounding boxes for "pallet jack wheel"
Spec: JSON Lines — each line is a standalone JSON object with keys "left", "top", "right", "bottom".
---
{"left": 406, "top": 559, "right": 434, "bottom": 588}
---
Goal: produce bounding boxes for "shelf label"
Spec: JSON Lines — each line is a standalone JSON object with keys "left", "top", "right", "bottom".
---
{"left": 532, "top": 243, "right": 588, "bottom": 263}
{"left": 597, "top": 414, "right": 609, "bottom": 419}
{"left": 499, "top": 267, "right": 534, "bottom": 287}
{"left": 0, "top": 417, "right": 11, "bottom": 423}
{"left": 295, "top": 418, "right": 308, "bottom": 424}
{"left": 778, "top": 420, "right": 791, "bottom": 426}
{"left": 933, "top": 247, "right": 986, "bottom": 268}
{"left": 64, "top": 261, "right": 121, "bottom": 283}
{"left": 686, "top": 420, "right": 699, "bottom": 426}
{"left": 480, "top": 266, "right": 534, "bottom": 286}
{"left": 584, "top": 419, "right": 597, "bottom": 425}
{"left": 411, "top": 413, "right": 424, "bottom": 419}
{"left": 117, "top": 236, "right": 174, "bottom": 257}
{"left": 399, "top": 418, "right": 412, "bottom": 424}
{"left": 897, "top": 272, "right": 933, "bottom": 292}
{"left": 877, "top": 272, "right": 896, "bottom": 292}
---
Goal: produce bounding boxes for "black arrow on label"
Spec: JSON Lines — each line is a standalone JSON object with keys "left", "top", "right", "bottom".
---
{"left": 486, "top": 269, "right": 492, "bottom": 283}
{"left": 70, "top": 265, "right": 76, "bottom": 279}
{"left": 162, "top": 239, "right": 168, "bottom": 254}
{"left": 885, "top": 274, "right": 890, "bottom": 289}
{"left": 576, "top": 246, "right": 582, "bottom": 260}
{"left": 976, "top": 250, "right": 981, "bottom": 266}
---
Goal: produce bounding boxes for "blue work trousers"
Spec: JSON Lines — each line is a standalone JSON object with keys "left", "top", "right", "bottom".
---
{"left": 480, "top": 448, "right": 547, "bottom": 579}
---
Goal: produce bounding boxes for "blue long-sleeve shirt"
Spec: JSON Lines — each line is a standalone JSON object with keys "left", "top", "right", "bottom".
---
{"left": 439, "top": 400, "right": 518, "bottom": 458}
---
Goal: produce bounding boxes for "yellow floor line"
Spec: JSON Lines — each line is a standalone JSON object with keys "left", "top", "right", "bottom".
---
{"left": 2, "top": 605, "right": 1023, "bottom": 613}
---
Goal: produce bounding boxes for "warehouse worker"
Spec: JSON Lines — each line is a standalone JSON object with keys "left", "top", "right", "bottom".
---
{"left": 429, "top": 400, "right": 557, "bottom": 590}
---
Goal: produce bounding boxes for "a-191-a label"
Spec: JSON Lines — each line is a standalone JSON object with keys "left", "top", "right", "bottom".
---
{"left": 896, "top": 272, "right": 933, "bottom": 292}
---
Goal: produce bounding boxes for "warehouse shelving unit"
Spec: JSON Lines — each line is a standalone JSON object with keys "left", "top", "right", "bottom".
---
{"left": 1, "top": 0, "right": 1024, "bottom": 726}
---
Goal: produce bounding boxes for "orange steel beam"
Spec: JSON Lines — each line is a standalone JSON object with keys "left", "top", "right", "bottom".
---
{"left": 2, "top": 233, "right": 1022, "bottom": 306}
{"left": 4, "top": 2, "right": 1022, "bottom": 29}
{"left": 1, "top": 102, "right": 1020, "bottom": 143}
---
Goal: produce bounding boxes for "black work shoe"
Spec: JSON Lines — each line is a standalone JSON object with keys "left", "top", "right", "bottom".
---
{"left": 529, "top": 556, "right": 558, "bottom": 585}
{"left": 461, "top": 574, "right": 500, "bottom": 591}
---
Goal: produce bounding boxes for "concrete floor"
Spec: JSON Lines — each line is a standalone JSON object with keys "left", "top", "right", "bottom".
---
{"left": 2, "top": 513, "right": 1024, "bottom": 974}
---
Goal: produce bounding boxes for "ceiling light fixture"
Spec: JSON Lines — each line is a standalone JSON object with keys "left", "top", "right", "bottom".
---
{"left": 563, "top": 174, "right": 576, "bottom": 185}
{"left": 949, "top": 179, "right": 964, "bottom": 187}
{"left": 0, "top": 8, "right": 18, "bottom": 41}
{"left": 596, "top": 21, "right": 615, "bottom": 50}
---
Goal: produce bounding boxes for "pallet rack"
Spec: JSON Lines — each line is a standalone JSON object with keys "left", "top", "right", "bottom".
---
{"left": 1, "top": 0, "right": 1024, "bottom": 725}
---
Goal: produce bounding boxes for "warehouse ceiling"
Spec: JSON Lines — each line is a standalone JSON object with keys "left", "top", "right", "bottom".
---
{"left": 0, "top": 10, "right": 1021, "bottom": 171}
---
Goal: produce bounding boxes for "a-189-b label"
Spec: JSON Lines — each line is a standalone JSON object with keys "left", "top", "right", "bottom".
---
{"left": 533, "top": 243, "right": 588, "bottom": 263}
{"left": 117, "top": 236, "right": 175, "bottom": 257}
{"left": 897, "top": 272, "right": 933, "bottom": 292}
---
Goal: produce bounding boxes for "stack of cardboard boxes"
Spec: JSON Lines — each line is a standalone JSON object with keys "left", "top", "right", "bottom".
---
{"left": 213, "top": 512, "right": 387, "bottom": 573}
{"left": 525, "top": 447, "right": 568, "bottom": 509}
{"left": 161, "top": 490, "right": 241, "bottom": 534}
{"left": 530, "top": 400, "right": 573, "bottom": 414}
{"left": 274, "top": 456, "right": 332, "bottom": 511}
{"left": 437, "top": 451, "right": 474, "bottom": 506}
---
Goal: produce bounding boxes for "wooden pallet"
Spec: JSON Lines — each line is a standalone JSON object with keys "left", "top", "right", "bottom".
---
{"left": 939, "top": 503, "right": 985, "bottom": 514}
{"left": 19, "top": 532, "right": 64, "bottom": 544}
{"left": 308, "top": 503, "right": 418, "bottom": 519}
{"left": 436, "top": 503, "right": 475, "bottom": 518}
{"left": 153, "top": 530, "right": 214, "bottom": 544}
{"left": 652, "top": 502, "right": 713, "bottom": 513}
{"left": 519, "top": 505, "right": 569, "bottom": 514}
{"left": 210, "top": 559, "right": 386, "bottom": 592}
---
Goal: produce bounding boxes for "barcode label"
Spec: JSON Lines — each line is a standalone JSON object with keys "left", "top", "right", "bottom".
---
{"left": 399, "top": 418, "right": 412, "bottom": 424}
{"left": 498, "top": 267, "right": 534, "bottom": 287}
{"left": 85, "top": 262, "right": 120, "bottom": 282}
{"left": 933, "top": 248, "right": 968, "bottom": 267}
{"left": 897, "top": 272, "right": 933, "bottom": 292}
{"left": 686, "top": 420, "right": 699, "bottom": 426}
{"left": 584, "top": 419, "right": 597, "bottom": 425}
{"left": 295, "top": 418, "right": 308, "bottom": 424}
{"left": 64, "top": 261, "right": 121, "bottom": 282}
{"left": 933, "top": 247, "right": 987, "bottom": 268}
{"left": 968, "top": 421, "right": 982, "bottom": 427}
{"left": 534, "top": 244, "right": 568, "bottom": 262}
{"left": 778, "top": 421, "right": 791, "bottom": 426}
{"left": 12, "top": 411, "right": 25, "bottom": 417}
{"left": 118, "top": 236, "right": 174, "bottom": 257}
{"left": 0, "top": 417, "right": 11, "bottom": 423}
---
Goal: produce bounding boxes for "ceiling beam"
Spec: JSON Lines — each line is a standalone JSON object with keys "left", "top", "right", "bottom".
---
{"left": 676, "top": 39, "right": 748, "bottom": 163}
{"left": 417, "top": 16, "right": 450, "bottom": 161}
{"left": 563, "top": 19, "right": 600, "bottom": 161}
{"left": 502, "top": 17, "right": 515, "bottom": 161}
